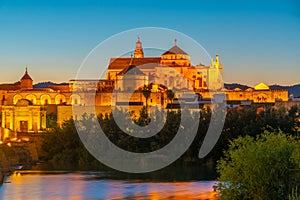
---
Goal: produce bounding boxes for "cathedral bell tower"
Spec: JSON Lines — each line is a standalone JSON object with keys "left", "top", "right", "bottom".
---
{"left": 133, "top": 36, "right": 144, "bottom": 58}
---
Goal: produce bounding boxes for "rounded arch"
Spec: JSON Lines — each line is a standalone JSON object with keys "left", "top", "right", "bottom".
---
{"left": 13, "top": 94, "right": 23, "bottom": 105}
{"left": 55, "top": 94, "right": 66, "bottom": 105}
{"left": 69, "top": 94, "right": 81, "bottom": 105}
{"left": 40, "top": 94, "right": 52, "bottom": 105}
{"left": 25, "top": 94, "right": 37, "bottom": 104}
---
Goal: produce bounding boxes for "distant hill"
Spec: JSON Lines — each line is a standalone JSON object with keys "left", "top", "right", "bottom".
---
{"left": 225, "top": 83, "right": 300, "bottom": 97}
{"left": 33, "top": 81, "right": 300, "bottom": 97}
{"left": 33, "top": 81, "right": 68, "bottom": 89}
{"left": 269, "top": 84, "right": 300, "bottom": 97}
{"left": 224, "top": 83, "right": 250, "bottom": 90}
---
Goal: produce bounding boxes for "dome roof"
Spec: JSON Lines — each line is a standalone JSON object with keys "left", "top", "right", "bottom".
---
{"left": 162, "top": 45, "right": 188, "bottom": 55}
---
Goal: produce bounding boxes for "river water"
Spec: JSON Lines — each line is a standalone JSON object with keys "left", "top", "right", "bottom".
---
{"left": 0, "top": 170, "right": 218, "bottom": 200}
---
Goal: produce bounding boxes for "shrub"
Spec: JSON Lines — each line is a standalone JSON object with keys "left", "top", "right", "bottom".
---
{"left": 215, "top": 131, "right": 300, "bottom": 200}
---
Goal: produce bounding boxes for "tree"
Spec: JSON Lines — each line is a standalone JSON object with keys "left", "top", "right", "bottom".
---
{"left": 141, "top": 85, "right": 151, "bottom": 111}
{"left": 46, "top": 113, "right": 57, "bottom": 128}
{"left": 215, "top": 131, "right": 300, "bottom": 200}
{"left": 42, "top": 118, "right": 105, "bottom": 170}
{"left": 166, "top": 89, "right": 175, "bottom": 109}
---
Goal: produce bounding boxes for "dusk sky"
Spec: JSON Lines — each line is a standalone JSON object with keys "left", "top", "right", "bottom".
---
{"left": 0, "top": 0, "right": 300, "bottom": 86}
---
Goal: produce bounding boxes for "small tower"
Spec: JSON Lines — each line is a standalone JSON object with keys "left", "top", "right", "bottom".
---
{"left": 20, "top": 67, "right": 33, "bottom": 89}
{"left": 133, "top": 36, "right": 144, "bottom": 58}
{"left": 211, "top": 55, "right": 220, "bottom": 69}
{"left": 208, "top": 55, "right": 224, "bottom": 90}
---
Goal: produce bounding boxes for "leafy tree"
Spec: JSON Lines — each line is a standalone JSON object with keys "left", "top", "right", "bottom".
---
{"left": 41, "top": 104, "right": 300, "bottom": 175}
{"left": 42, "top": 119, "right": 105, "bottom": 170}
{"left": 46, "top": 113, "right": 57, "bottom": 128}
{"left": 135, "top": 106, "right": 150, "bottom": 126}
{"left": 215, "top": 131, "right": 300, "bottom": 200}
{"left": 166, "top": 89, "right": 175, "bottom": 109}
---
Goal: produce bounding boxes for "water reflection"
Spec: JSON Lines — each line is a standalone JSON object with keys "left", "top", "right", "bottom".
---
{"left": 0, "top": 171, "right": 218, "bottom": 200}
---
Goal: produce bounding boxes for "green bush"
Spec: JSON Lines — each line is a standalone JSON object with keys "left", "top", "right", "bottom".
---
{"left": 215, "top": 131, "right": 300, "bottom": 200}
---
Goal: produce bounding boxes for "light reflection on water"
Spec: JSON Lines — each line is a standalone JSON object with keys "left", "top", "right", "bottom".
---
{"left": 0, "top": 171, "right": 218, "bottom": 200}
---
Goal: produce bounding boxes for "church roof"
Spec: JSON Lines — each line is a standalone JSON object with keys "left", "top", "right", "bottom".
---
{"left": 0, "top": 82, "right": 21, "bottom": 90}
{"left": 21, "top": 69, "right": 33, "bottom": 80}
{"left": 254, "top": 82, "right": 270, "bottom": 90}
{"left": 118, "top": 65, "right": 145, "bottom": 76}
{"left": 162, "top": 45, "right": 188, "bottom": 55}
{"left": 108, "top": 57, "right": 161, "bottom": 70}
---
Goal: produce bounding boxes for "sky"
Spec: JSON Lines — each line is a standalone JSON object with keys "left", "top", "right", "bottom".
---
{"left": 0, "top": 0, "right": 300, "bottom": 86}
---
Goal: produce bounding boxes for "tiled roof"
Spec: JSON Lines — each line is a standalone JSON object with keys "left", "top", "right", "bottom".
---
{"left": 108, "top": 57, "right": 161, "bottom": 70}
{"left": 21, "top": 72, "right": 32, "bottom": 80}
{"left": 118, "top": 65, "right": 145, "bottom": 76}
{"left": 0, "top": 83, "right": 21, "bottom": 91}
{"left": 162, "top": 45, "right": 188, "bottom": 55}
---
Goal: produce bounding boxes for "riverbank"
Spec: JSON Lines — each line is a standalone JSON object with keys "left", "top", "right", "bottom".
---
{"left": 0, "top": 143, "right": 34, "bottom": 185}
{"left": 0, "top": 146, "right": 10, "bottom": 185}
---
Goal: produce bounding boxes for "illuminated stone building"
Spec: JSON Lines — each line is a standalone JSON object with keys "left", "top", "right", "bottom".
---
{"left": 1, "top": 99, "right": 46, "bottom": 133}
{"left": 0, "top": 69, "right": 81, "bottom": 134}
{"left": 0, "top": 37, "right": 290, "bottom": 134}
{"left": 226, "top": 82, "right": 288, "bottom": 103}
{"left": 107, "top": 37, "right": 224, "bottom": 91}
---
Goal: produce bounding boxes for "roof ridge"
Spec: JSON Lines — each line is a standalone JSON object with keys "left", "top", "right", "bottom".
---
{"left": 162, "top": 45, "right": 188, "bottom": 55}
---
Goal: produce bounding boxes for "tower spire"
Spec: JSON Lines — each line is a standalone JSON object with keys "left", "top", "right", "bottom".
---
{"left": 21, "top": 66, "right": 33, "bottom": 89}
{"left": 133, "top": 36, "right": 144, "bottom": 58}
{"left": 174, "top": 38, "right": 177, "bottom": 46}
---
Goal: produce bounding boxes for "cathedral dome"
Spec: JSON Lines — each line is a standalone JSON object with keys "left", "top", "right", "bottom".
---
{"left": 162, "top": 45, "right": 188, "bottom": 55}
{"left": 160, "top": 40, "right": 190, "bottom": 66}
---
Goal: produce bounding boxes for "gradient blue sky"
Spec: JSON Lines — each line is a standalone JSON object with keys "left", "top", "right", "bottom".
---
{"left": 0, "top": 0, "right": 300, "bottom": 86}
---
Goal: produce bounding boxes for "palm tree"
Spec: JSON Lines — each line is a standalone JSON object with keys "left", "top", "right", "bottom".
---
{"left": 142, "top": 85, "right": 151, "bottom": 112}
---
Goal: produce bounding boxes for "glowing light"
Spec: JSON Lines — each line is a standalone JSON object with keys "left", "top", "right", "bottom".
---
{"left": 254, "top": 82, "right": 270, "bottom": 90}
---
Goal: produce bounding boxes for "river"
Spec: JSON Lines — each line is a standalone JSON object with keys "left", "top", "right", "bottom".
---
{"left": 0, "top": 170, "right": 218, "bottom": 200}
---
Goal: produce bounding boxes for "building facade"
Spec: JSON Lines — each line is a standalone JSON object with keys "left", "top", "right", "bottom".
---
{"left": 0, "top": 38, "right": 290, "bottom": 137}
{"left": 107, "top": 38, "right": 224, "bottom": 92}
